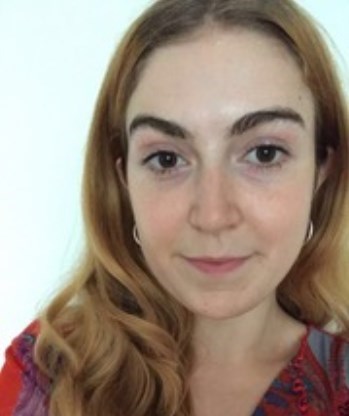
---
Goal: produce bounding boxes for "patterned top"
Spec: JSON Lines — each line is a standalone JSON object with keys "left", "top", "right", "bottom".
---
{"left": 1, "top": 321, "right": 349, "bottom": 415}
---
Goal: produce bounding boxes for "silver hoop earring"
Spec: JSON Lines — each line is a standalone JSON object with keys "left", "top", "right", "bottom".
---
{"left": 305, "top": 221, "right": 314, "bottom": 243}
{"left": 133, "top": 224, "right": 141, "bottom": 246}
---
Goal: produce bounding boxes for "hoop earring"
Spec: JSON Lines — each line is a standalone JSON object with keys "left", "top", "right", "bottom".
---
{"left": 305, "top": 221, "right": 314, "bottom": 243}
{"left": 133, "top": 224, "right": 141, "bottom": 246}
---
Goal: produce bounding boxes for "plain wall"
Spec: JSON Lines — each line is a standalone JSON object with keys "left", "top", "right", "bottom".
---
{"left": 1, "top": 1, "right": 348, "bottom": 365}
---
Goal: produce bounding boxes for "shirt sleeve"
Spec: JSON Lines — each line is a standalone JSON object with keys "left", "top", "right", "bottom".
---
{"left": 0, "top": 321, "right": 50, "bottom": 416}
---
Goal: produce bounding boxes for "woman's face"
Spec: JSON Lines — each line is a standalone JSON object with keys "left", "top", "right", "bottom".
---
{"left": 124, "top": 28, "right": 326, "bottom": 320}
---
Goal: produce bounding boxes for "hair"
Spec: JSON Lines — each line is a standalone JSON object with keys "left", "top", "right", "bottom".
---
{"left": 34, "top": 0, "right": 349, "bottom": 415}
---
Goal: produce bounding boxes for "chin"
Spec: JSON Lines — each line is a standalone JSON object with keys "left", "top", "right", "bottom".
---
{"left": 187, "top": 298, "right": 258, "bottom": 321}
{"left": 184, "top": 292, "right": 272, "bottom": 320}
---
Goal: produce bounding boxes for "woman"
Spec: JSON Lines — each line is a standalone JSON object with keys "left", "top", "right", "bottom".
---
{"left": 1, "top": 0, "right": 349, "bottom": 415}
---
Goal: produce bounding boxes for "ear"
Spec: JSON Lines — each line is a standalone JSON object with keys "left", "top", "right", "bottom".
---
{"left": 315, "top": 147, "right": 334, "bottom": 192}
{"left": 116, "top": 157, "right": 128, "bottom": 190}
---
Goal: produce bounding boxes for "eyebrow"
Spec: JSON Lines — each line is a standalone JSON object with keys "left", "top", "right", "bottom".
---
{"left": 128, "top": 106, "right": 305, "bottom": 140}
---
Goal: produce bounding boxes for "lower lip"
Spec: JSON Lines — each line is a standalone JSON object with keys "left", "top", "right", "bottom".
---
{"left": 185, "top": 257, "right": 248, "bottom": 275}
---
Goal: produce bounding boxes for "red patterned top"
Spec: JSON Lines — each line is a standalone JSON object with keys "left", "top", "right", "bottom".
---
{"left": 1, "top": 322, "right": 349, "bottom": 415}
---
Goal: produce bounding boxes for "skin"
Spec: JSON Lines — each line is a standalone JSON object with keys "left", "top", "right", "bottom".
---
{"left": 122, "top": 26, "right": 330, "bottom": 414}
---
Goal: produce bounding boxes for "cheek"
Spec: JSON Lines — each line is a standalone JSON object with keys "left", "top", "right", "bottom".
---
{"left": 128, "top": 182, "right": 187, "bottom": 245}
{"left": 130, "top": 188, "right": 187, "bottom": 283}
{"left": 251, "top": 180, "right": 313, "bottom": 254}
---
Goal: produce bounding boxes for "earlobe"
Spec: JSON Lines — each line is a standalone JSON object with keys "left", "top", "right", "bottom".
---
{"left": 116, "top": 157, "right": 128, "bottom": 189}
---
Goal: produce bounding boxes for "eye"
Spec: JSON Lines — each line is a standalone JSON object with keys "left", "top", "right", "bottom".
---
{"left": 245, "top": 145, "right": 289, "bottom": 168}
{"left": 142, "top": 150, "right": 188, "bottom": 175}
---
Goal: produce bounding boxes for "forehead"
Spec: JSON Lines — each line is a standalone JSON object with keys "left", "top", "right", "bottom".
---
{"left": 126, "top": 27, "right": 315, "bottom": 131}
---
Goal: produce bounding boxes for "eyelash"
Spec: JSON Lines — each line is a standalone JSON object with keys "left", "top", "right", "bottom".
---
{"left": 142, "top": 145, "right": 290, "bottom": 176}
{"left": 243, "top": 145, "right": 289, "bottom": 171}
{"left": 142, "top": 150, "right": 188, "bottom": 176}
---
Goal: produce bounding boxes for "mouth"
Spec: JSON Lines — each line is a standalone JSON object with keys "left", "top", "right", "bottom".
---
{"left": 183, "top": 256, "right": 250, "bottom": 275}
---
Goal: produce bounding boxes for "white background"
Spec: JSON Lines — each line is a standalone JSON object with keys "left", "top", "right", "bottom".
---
{"left": 0, "top": 1, "right": 348, "bottom": 365}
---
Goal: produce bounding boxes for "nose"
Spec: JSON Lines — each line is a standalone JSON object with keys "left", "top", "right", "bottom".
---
{"left": 188, "top": 167, "right": 243, "bottom": 234}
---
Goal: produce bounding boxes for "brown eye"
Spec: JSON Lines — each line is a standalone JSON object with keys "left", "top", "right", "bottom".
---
{"left": 157, "top": 152, "right": 178, "bottom": 168}
{"left": 143, "top": 150, "right": 188, "bottom": 176}
{"left": 244, "top": 144, "right": 289, "bottom": 170}
{"left": 255, "top": 146, "right": 278, "bottom": 163}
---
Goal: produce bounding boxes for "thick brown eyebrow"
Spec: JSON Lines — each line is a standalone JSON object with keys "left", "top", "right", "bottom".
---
{"left": 230, "top": 107, "right": 305, "bottom": 136}
{"left": 128, "top": 107, "right": 305, "bottom": 140}
{"left": 129, "top": 115, "right": 190, "bottom": 139}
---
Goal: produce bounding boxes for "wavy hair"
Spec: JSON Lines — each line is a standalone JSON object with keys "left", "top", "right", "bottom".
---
{"left": 34, "top": 0, "right": 349, "bottom": 415}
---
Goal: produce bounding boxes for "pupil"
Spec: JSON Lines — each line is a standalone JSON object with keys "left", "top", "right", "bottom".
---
{"left": 159, "top": 152, "right": 177, "bottom": 168}
{"left": 257, "top": 147, "right": 276, "bottom": 163}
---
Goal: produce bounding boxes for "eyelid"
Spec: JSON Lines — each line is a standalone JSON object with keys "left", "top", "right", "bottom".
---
{"left": 241, "top": 144, "right": 290, "bottom": 171}
{"left": 142, "top": 150, "right": 189, "bottom": 177}
{"left": 240, "top": 134, "right": 293, "bottom": 149}
{"left": 136, "top": 137, "right": 189, "bottom": 156}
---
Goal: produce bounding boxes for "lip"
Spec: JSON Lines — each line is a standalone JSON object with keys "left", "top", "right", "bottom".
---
{"left": 184, "top": 256, "right": 249, "bottom": 275}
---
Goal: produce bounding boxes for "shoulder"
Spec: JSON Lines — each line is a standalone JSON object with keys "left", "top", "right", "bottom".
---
{"left": 0, "top": 321, "right": 50, "bottom": 416}
{"left": 304, "top": 325, "right": 349, "bottom": 412}
{"left": 307, "top": 324, "right": 349, "bottom": 382}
